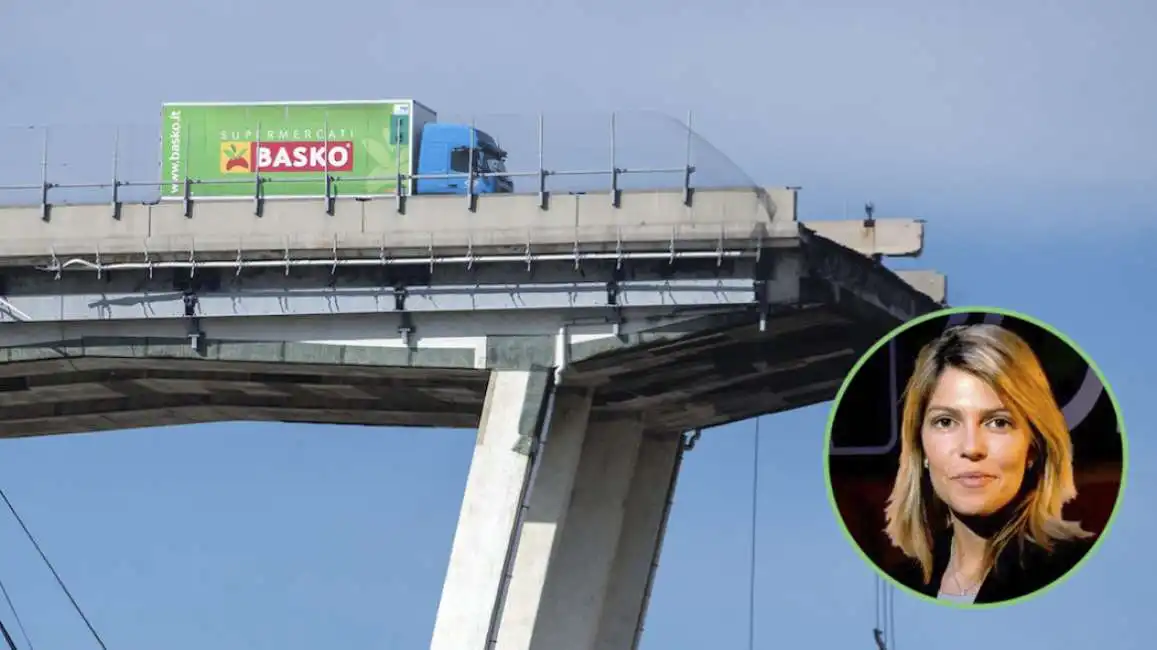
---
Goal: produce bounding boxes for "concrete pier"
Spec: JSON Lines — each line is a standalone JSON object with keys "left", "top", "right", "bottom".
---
{"left": 432, "top": 377, "right": 686, "bottom": 650}
{"left": 430, "top": 369, "right": 552, "bottom": 650}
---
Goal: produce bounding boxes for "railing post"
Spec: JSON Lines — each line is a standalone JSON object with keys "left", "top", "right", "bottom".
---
{"left": 323, "top": 113, "right": 332, "bottom": 216}
{"left": 465, "top": 116, "right": 477, "bottom": 212}
{"left": 183, "top": 177, "right": 193, "bottom": 218}
{"left": 111, "top": 125, "right": 122, "bottom": 220}
{"left": 610, "top": 112, "right": 621, "bottom": 208}
{"left": 395, "top": 120, "right": 405, "bottom": 214}
{"left": 683, "top": 109, "right": 696, "bottom": 208}
{"left": 39, "top": 126, "right": 52, "bottom": 222}
{"left": 253, "top": 120, "right": 263, "bottom": 217}
{"left": 183, "top": 120, "right": 194, "bottom": 218}
{"left": 538, "top": 113, "right": 549, "bottom": 210}
{"left": 325, "top": 173, "right": 335, "bottom": 216}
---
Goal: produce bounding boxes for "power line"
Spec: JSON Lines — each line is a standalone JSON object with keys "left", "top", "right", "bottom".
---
{"left": 0, "top": 577, "right": 33, "bottom": 650}
{"left": 0, "top": 615, "right": 19, "bottom": 650}
{"left": 0, "top": 488, "right": 108, "bottom": 650}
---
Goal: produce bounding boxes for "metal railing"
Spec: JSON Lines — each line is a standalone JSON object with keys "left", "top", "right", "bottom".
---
{"left": 0, "top": 110, "right": 758, "bottom": 220}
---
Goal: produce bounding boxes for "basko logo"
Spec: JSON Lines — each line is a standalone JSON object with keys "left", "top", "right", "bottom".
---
{"left": 219, "top": 141, "right": 355, "bottom": 174}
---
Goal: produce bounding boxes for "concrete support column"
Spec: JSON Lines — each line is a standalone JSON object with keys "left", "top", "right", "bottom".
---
{"left": 431, "top": 372, "right": 686, "bottom": 650}
{"left": 593, "top": 430, "right": 684, "bottom": 650}
{"left": 430, "top": 369, "right": 552, "bottom": 650}
{"left": 495, "top": 419, "right": 685, "bottom": 650}
{"left": 493, "top": 389, "right": 596, "bottom": 649}
{"left": 517, "top": 415, "right": 645, "bottom": 650}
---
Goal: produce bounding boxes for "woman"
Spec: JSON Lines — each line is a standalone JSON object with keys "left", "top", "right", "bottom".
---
{"left": 883, "top": 323, "right": 1095, "bottom": 604}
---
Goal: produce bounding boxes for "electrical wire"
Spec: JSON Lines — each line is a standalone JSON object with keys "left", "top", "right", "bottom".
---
{"left": 0, "top": 489, "right": 108, "bottom": 650}
{"left": 747, "top": 416, "right": 761, "bottom": 650}
{"left": 0, "top": 577, "right": 33, "bottom": 650}
{"left": 0, "top": 615, "right": 19, "bottom": 650}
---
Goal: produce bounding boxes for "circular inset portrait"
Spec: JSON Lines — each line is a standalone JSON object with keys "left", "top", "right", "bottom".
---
{"left": 824, "top": 306, "right": 1126, "bottom": 608}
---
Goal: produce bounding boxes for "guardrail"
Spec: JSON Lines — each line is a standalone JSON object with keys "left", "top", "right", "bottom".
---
{"left": 0, "top": 110, "right": 757, "bottom": 220}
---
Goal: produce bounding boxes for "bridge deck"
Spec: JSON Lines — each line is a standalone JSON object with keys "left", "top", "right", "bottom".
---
{"left": 0, "top": 234, "right": 944, "bottom": 436}
{"left": 0, "top": 185, "right": 945, "bottom": 437}
{"left": 0, "top": 187, "right": 924, "bottom": 265}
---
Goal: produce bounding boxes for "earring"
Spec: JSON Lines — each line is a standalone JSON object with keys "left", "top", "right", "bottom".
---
{"left": 923, "top": 458, "right": 929, "bottom": 469}
{"left": 1027, "top": 460, "right": 1035, "bottom": 470}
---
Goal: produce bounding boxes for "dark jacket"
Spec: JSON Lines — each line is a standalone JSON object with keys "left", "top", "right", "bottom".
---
{"left": 890, "top": 527, "right": 1096, "bottom": 604}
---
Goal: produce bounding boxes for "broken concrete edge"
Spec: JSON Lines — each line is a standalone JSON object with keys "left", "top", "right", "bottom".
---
{"left": 564, "top": 254, "right": 947, "bottom": 371}
{"left": 799, "top": 234, "right": 947, "bottom": 333}
{"left": 894, "top": 270, "right": 947, "bottom": 304}
{"left": 799, "top": 218, "right": 925, "bottom": 259}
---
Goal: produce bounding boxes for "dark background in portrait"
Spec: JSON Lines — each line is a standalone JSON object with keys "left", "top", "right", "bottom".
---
{"left": 828, "top": 311, "right": 1124, "bottom": 577}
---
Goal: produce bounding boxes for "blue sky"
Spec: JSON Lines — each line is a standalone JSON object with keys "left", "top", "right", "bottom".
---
{"left": 0, "top": 0, "right": 1153, "bottom": 648}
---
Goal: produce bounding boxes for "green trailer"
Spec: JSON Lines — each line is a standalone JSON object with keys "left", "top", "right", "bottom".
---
{"left": 159, "top": 99, "right": 436, "bottom": 199}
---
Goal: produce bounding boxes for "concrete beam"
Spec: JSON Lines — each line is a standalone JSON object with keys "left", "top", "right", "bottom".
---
{"left": 0, "top": 188, "right": 937, "bottom": 270}
{"left": 801, "top": 233, "right": 943, "bottom": 325}
{"left": 803, "top": 218, "right": 924, "bottom": 258}
{"left": 895, "top": 269, "right": 947, "bottom": 304}
{"left": 0, "top": 187, "right": 800, "bottom": 265}
{"left": 0, "top": 277, "right": 760, "bottom": 324}
{"left": 430, "top": 369, "right": 552, "bottom": 650}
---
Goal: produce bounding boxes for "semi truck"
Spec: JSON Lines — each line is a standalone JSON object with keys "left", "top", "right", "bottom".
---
{"left": 159, "top": 99, "right": 513, "bottom": 200}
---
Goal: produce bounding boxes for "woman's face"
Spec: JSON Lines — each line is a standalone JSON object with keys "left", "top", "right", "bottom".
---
{"left": 920, "top": 366, "right": 1033, "bottom": 517}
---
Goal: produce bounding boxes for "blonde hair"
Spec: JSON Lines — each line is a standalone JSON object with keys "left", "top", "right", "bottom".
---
{"left": 883, "top": 323, "right": 1091, "bottom": 583}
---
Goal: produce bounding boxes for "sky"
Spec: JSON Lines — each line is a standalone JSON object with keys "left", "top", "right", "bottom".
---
{"left": 0, "top": 0, "right": 1154, "bottom": 648}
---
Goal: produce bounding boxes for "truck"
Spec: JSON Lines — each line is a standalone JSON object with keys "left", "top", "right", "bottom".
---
{"left": 159, "top": 99, "right": 513, "bottom": 200}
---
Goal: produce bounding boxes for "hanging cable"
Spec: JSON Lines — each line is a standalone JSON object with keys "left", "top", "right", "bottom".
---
{"left": 0, "top": 489, "right": 108, "bottom": 650}
{"left": 873, "top": 576, "right": 886, "bottom": 650}
{"left": 0, "top": 577, "right": 33, "bottom": 650}
{"left": 747, "top": 416, "right": 761, "bottom": 650}
{"left": 874, "top": 576, "right": 880, "bottom": 640}
{"left": 0, "top": 615, "right": 19, "bottom": 650}
{"left": 888, "top": 583, "right": 896, "bottom": 650}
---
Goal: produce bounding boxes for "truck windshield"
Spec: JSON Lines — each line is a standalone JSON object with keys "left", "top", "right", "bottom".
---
{"left": 481, "top": 151, "right": 507, "bottom": 174}
{"left": 449, "top": 143, "right": 508, "bottom": 176}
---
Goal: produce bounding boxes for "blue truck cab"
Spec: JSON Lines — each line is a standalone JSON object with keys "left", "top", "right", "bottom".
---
{"left": 414, "top": 123, "right": 514, "bottom": 195}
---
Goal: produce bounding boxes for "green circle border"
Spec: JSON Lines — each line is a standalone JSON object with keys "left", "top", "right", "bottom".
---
{"left": 821, "top": 304, "right": 1130, "bottom": 610}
